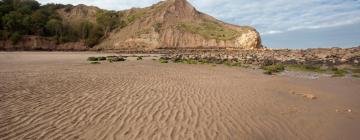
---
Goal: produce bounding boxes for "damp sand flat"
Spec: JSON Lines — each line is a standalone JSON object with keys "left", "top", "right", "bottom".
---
{"left": 0, "top": 52, "right": 360, "bottom": 140}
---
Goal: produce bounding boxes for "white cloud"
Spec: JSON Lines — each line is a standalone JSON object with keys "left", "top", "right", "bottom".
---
{"left": 263, "top": 30, "right": 283, "bottom": 35}
{"left": 38, "top": 0, "right": 360, "bottom": 34}
{"left": 190, "top": 0, "right": 360, "bottom": 34}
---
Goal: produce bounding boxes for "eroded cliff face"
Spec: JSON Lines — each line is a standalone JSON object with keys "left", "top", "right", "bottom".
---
{"left": 57, "top": 4, "right": 99, "bottom": 24}
{"left": 97, "top": 0, "right": 262, "bottom": 50}
{"left": 0, "top": 0, "right": 262, "bottom": 51}
{"left": 0, "top": 36, "right": 87, "bottom": 51}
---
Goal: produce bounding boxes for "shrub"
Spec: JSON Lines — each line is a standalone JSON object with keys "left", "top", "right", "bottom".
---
{"left": 263, "top": 70, "right": 273, "bottom": 75}
{"left": 87, "top": 56, "right": 110, "bottom": 61}
{"left": 91, "top": 61, "right": 100, "bottom": 64}
{"left": 10, "top": 32, "right": 22, "bottom": 44}
{"left": 159, "top": 57, "right": 170, "bottom": 63}
{"left": 112, "top": 57, "right": 126, "bottom": 62}
{"left": 0, "top": 30, "right": 10, "bottom": 40}
{"left": 262, "top": 64, "right": 285, "bottom": 75}
{"left": 64, "top": 6, "right": 72, "bottom": 12}
{"left": 87, "top": 57, "right": 98, "bottom": 61}
{"left": 172, "top": 57, "right": 183, "bottom": 63}
{"left": 153, "top": 22, "right": 162, "bottom": 33}
{"left": 106, "top": 55, "right": 117, "bottom": 59}
{"left": 107, "top": 56, "right": 126, "bottom": 62}
{"left": 159, "top": 57, "right": 170, "bottom": 60}
{"left": 160, "top": 59, "right": 168, "bottom": 63}
{"left": 97, "top": 57, "right": 106, "bottom": 61}
{"left": 137, "top": 56, "right": 143, "bottom": 60}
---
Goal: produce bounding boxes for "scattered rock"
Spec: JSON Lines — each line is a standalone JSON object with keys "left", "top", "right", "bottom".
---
{"left": 303, "top": 94, "right": 317, "bottom": 100}
{"left": 335, "top": 109, "right": 353, "bottom": 113}
{"left": 290, "top": 91, "right": 317, "bottom": 100}
{"left": 156, "top": 46, "right": 360, "bottom": 67}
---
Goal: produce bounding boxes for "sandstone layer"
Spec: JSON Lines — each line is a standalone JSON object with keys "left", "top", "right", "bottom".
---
{"left": 0, "top": 36, "right": 87, "bottom": 51}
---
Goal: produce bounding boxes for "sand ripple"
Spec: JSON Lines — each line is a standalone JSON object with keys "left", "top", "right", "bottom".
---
{"left": 1, "top": 52, "right": 360, "bottom": 140}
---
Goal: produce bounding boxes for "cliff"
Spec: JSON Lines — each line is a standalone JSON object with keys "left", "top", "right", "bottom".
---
{"left": 0, "top": 0, "right": 262, "bottom": 51}
{"left": 97, "top": 0, "right": 262, "bottom": 50}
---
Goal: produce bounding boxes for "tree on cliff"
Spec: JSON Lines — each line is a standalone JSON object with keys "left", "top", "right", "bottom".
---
{"left": 96, "top": 11, "right": 119, "bottom": 38}
{"left": 46, "top": 19, "right": 63, "bottom": 40}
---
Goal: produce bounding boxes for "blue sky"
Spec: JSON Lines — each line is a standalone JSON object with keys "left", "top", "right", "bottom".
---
{"left": 38, "top": 0, "right": 360, "bottom": 48}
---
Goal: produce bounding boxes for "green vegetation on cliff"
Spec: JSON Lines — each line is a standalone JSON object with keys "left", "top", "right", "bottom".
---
{"left": 0, "top": 0, "right": 122, "bottom": 47}
{"left": 176, "top": 22, "right": 242, "bottom": 40}
{"left": 0, "top": 0, "right": 70, "bottom": 42}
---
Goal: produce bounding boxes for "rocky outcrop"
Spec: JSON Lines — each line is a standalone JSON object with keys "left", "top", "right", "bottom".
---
{"left": 97, "top": 0, "right": 262, "bottom": 50}
{"left": 158, "top": 46, "right": 360, "bottom": 66}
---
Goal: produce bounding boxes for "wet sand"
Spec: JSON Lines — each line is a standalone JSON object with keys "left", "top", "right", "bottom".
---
{"left": 0, "top": 52, "right": 359, "bottom": 140}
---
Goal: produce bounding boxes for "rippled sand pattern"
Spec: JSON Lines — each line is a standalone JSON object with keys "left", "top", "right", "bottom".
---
{"left": 1, "top": 52, "right": 360, "bottom": 140}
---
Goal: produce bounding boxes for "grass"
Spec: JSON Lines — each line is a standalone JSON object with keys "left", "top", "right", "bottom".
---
{"left": 261, "top": 64, "right": 285, "bottom": 75}
{"left": 224, "top": 61, "right": 232, "bottom": 67}
{"left": 350, "top": 68, "right": 360, "bottom": 74}
{"left": 276, "top": 64, "right": 353, "bottom": 77}
{"left": 198, "top": 59, "right": 211, "bottom": 64}
{"left": 287, "top": 64, "right": 327, "bottom": 73}
{"left": 331, "top": 68, "right": 348, "bottom": 77}
{"left": 183, "top": 59, "right": 198, "bottom": 64}
{"left": 124, "top": 8, "right": 149, "bottom": 24}
{"left": 352, "top": 74, "right": 360, "bottom": 78}
{"left": 287, "top": 64, "right": 351, "bottom": 77}
{"left": 137, "top": 56, "right": 143, "bottom": 60}
{"left": 176, "top": 21, "right": 245, "bottom": 41}
{"left": 159, "top": 59, "right": 168, "bottom": 63}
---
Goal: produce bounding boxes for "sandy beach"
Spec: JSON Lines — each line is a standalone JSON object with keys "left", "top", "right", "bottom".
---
{"left": 0, "top": 52, "right": 359, "bottom": 140}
